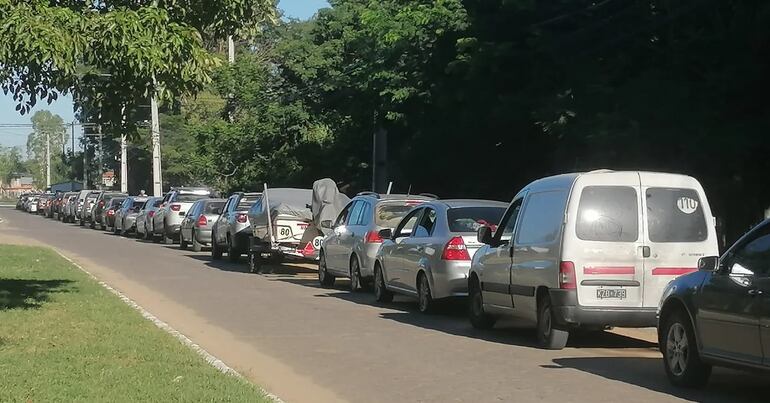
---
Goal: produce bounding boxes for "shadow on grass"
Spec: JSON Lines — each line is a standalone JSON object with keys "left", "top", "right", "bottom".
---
{"left": 0, "top": 279, "right": 74, "bottom": 310}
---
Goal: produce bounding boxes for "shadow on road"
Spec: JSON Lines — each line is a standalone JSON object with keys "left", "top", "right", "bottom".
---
{"left": 551, "top": 356, "right": 770, "bottom": 402}
{"left": 0, "top": 279, "right": 74, "bottom": 310}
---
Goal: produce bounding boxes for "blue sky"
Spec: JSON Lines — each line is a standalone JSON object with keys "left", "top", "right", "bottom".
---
{"left": 0, "top": 0, "right": 328, "bottom": 151}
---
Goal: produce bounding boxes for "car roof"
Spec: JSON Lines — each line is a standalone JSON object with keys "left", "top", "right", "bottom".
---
{"left": 355, "top": 193, "right": 435, "bottom": 202}
{"left": 432, "top": 199, "right": 509, "bottom": 209}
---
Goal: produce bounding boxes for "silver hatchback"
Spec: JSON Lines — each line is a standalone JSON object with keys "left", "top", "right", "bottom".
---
{"left": 371, "top": 199, "right": 507, "bottom": 313}
{"left": 318, "top": 193, "right": 435, "bottom": 291}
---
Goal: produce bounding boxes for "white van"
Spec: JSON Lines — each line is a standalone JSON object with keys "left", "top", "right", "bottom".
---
{"left": 468, "top": 171, "right": 719, "bottom": 349}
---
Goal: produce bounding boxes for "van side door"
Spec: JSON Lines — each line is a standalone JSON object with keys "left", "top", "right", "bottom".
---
{"left": 566, "top": 173, "right": 646, "bottom": 309}
{"left": 511, "top": 190, "right": 569, "bottom": 322}
{"left": 639, "top": 173, "right": 719, "bottom": 308}
{"left": 477, "top": 196, "right": 524, "bottom": 310}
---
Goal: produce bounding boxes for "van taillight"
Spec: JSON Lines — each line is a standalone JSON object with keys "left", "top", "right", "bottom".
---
{"left": 236, "top": 213, "right": 248, "bottom": 223}
{"left": 441, "top": 237, "right": 471, "bottom": 261}
{"left": 170, "top": 204, "right": 181, "bottom": 211}
{"left": 559, "top": 261, "right": 577, "bottom": 289}
{"left": 107, "top": 209, "right": 115, "bottom": 216}
{"left": 197, "top": 215, "right": 208, "bottom": 227}
{"left": 148, "top": 211, "right": 155, "bottom": 218}
{"left": 365, "top": 230, "right": 383, "bottom": 244}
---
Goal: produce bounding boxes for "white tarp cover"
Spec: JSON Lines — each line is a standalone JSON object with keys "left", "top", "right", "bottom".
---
{"left": 311, "top": 178, "right": 350, "bottom": 233}
{"left": 248, "top": 188, "right": 313, "bottom": 228}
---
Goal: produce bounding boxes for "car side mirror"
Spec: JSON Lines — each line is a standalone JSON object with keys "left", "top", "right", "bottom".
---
{"left": 477, "top": 226, "right": 493, "bottom": 245}
{"left": 321, "top": 220, "right": 332, "bottom": 229}
{"left": 378, "top": 228, "right": 393, "bottom": 240}
{"left": 698, "top": 256, "right": 719, "bottom": 272}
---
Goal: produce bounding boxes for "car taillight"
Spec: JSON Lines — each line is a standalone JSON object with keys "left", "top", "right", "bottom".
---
{"left": 365, "top": 230, "right": 383, "bottom": 244}
{"left": 107, "top": 209, "right": 115, "bottom": 216}
{"left": 170, "top": 204, "right": 181, "bottom": 212}
{"left": 236, "top": 213, "right": 248, "bottom": 223}
{"left": 441, "top": 236, "right": 471, "bottom": 261}
{"left": 297, "top": 222, "right": 309, "bottom": 229}
{"left": 197, "top": 215, "right": 208, "bottom": 227}
{"left": 559, "top": 261, "right": 577, "bottom": 289}
{"left": 148, "top": 211, "right": 155, "bottom": 218}
{"left": 99, "top": 200, "right": 105, "bottom": 207}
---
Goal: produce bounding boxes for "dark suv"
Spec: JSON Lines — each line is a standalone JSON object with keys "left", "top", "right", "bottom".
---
{"left": 658, "top": 218, "right": 770, "bottom": 387}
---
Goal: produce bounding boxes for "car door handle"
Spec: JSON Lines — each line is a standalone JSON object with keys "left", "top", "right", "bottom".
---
{"left": 748, "top": 289, "right": 763, "bottom": 296}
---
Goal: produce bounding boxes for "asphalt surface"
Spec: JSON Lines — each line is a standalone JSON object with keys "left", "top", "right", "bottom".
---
{"left": 1, "top": 207, "right": 768, "bottom": 403}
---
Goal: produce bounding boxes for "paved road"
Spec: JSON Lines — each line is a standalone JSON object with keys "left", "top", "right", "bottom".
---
{"left": 1, "top": 207, "right": 768, "bottom": 402}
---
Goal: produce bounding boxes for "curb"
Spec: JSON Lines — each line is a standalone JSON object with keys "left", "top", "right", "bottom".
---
{"left": 53, "top": 250, "right": 284, "bottom": 403}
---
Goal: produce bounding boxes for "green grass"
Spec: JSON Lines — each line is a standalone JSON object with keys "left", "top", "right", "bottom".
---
{"left": 0, "top": 245, "right": 270, "bottom": 402}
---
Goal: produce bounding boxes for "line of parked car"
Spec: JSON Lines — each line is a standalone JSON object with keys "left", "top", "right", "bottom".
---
{"left": 15, "top": 170, "right": 770, "bottom": 388}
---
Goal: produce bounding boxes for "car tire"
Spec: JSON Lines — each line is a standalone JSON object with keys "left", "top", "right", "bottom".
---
{"left": 113, "top": 222, "right": 120, "bottom": 235}
{"left": 318, "top": 253, "right": 335, "bottom": 287}
{"left": 211, "top": 235, "right": 223, "bottom": 260}
{"left": 192, "top": 231, "right": 203, "bottom": 252}
{"left": 79, "top": 218, "right": 85, "bottom": 226}
{"left": 373, "top": 265, "right": 393, "bottom": 303}
{"left": 227, "top": 235, "right": 240, "bottom": 262}
{"left": 89, "top": 220, "right": 95, "bottom": 229}
{"left": 417, "top": 272, "right": 434, "bottom": 314}
{"left": 162, "top": 227, "right": 174, "bottom": 245}
{"left": 349, "top": 257, "right": 362, "bottom": 292}
{"left": 469, "top": 278, "right": 496, "bottom": 329}
{"left": 248, "top": 250, "right": 262, "bottom": 274}
{"left": 180, "top": 233, "right": 188, "bottom": 250}
{"left": 662, "top": 310, "right": 712, "bottom": 388}
{"left": 536, "top": 293, "right": 569, "bottom": 350}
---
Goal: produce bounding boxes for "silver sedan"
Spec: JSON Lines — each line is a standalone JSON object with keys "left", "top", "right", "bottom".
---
{"left": 373, "top": 199, "right": 507, "bottom": 313}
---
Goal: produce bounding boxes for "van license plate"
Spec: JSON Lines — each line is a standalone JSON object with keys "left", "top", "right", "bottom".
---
{"left": 596, "top": 289, "right": 626, "bottom": 299}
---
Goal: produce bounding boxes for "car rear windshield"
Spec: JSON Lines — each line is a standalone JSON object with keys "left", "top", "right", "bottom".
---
{"left": 576, "top": 186, "right": 639, "bottom": 242}
{"left": 131, "top": 200, "right": 145, "bottom": 209}
{"left": 204, "top": 201, "right": 226, "bottom": 214}
{"left": 447, "top": 207, "right": 506, "bottom": 233}
{"left": 177, "top": 192, "right": 211, "bottom": 202}
{"left": 646, "top": 188, "right": 708, "bottom": 242}
{"left": 237, "top": 198, "right": 257, "bottom": 210}
{"left": 376, "top": 202, "right": 419, "bottom": 228}
{"left": 111, "top": 198, "right": 125, "bottom": 206}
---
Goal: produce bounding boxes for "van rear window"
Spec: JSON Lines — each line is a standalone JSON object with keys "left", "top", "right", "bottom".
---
{"left": 646, "top": 188, "right": 707, "bottom": 242}
{"left": 576, "top": 186, "right": 639, "bottom": 242}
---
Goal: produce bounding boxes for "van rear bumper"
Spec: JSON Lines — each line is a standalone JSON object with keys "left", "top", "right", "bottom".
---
{"left": 549, "top": 289, "right": 657, "bottom": 328}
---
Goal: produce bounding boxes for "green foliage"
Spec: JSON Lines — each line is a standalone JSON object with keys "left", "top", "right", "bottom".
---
{"left": 25, "top": 110, "right": 68, "bottom": 186}
{"left": 0, "top": 147, "right": 25, "bottom": 184}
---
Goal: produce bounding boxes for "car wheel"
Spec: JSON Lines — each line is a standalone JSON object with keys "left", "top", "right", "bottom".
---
{"left": 469, "top": 278, "right": 496, "bottom": 329}
{"left": 227, "top": 235, "right": 240, "bottom": 262}
{"left": 349, "top": 257, "right": 362, "bottom": 292}
{"left": 191, "top": 231, "right": 203, "bottom": 252}
{"left": 373, "top": 265, "right": 393, "bottom": 303}
{"left": 318, "top": 253, "right": 335, "bottom": 287}
{"left": 211, "top": 234, "right": 223, "bottom": 260}
{"left": 662, "top": 310, "right": 712, "bottom": 387}
{"left": 79, "top": 218, "right": 85, "bottom": 226}
{"left": 162, "top": 227, "right": 174, "bottom": 245}
{"left": 248, "top": 250, "right": 262, "bottom": 274}
{"left": 89, "top": 220, "right": 95, "bottom": 229}
{"left": 144, "top": 225, "right": 151, "bottom": 240}
{"left": 417, "top": 273, "right": 434, "bottom": 314}
{"left": 113, "top": 222, "right": 120, "bottom": 235}
{"left": 536, "top": 293, "right": 569, "bottom": 350}
{"left": 180, "top": 232, "right": 188, "bottom": 250}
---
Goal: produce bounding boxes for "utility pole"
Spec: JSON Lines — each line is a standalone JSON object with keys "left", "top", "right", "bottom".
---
{"left": 228, "top": 36, "right": 235, "bottom": 64}
{"left": 98, "top": 125, "right": 103, "bottom": 190}
{"left": 150, "top": 93, "right": 162, "bottom": 197}
{"left": 45, "top": 128, "right": 51, "bottom": 189}
{"left": 82, "top": 125, "right": 87, "bottom": 188}
{"left": 120, "top": 106, "right": 127, "bottom": 193}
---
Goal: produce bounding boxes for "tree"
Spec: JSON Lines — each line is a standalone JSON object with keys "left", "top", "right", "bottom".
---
{"left": 0, "top": 0, "right": 276, "bottom": 137}
{"left": 26, "top": 110, "right": 67, "bottom": 186}
{"left": 0, "top": 146, "right": 24, "bottom": 184}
